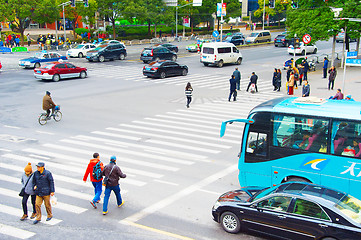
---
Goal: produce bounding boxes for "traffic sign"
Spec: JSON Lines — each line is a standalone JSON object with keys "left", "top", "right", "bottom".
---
{"left": 212, "top": 30, "right": 219, "bottom": 38}
{"left": 302, "top": 34, "right": 311, "bottom": 44}
{"left": 346, "top": 58, "right": 361, "bottom": 66}
{"left": 347, "top": 51, "right": 357, "bottom": 58}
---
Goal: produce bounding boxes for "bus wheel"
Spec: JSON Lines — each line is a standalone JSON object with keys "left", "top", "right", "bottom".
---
{"left": 286, "top": 177, "right": 310, "bottom": 183}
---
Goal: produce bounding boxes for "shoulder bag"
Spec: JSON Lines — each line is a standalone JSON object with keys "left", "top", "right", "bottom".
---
{"left": 19, "top": 174, "right": 32, "bottom": 197}
{"left": 102, "top": 165, "right": 115, "bottom": 187}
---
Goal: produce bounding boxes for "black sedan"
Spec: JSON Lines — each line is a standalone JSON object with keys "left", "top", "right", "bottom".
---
{"left": 160, "top": 43, "right": 178, "bottom": 53}
{"left": 143, "top": 60, "right": 188, "bottom": 79}
{"left": 212, "top": 182, "right": 361, "bottom": 240}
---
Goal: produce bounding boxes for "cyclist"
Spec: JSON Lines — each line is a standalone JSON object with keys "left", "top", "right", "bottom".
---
{"left": 42, "top": 91, "right": 56, "bottom": 119}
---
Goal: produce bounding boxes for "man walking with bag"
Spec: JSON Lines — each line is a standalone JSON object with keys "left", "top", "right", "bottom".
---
{"left": 32, "top": 162, "right": 55, "bottom": 224}
{"left": 83, "top": 153, "right": 104, "bottom": 209}
{"left": 102, "top": 156, "right": 126, "bottom": 215}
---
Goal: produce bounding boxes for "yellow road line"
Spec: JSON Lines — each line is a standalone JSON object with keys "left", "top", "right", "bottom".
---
{"left": 121, "top": 220, "right": 195, "bottom": 240}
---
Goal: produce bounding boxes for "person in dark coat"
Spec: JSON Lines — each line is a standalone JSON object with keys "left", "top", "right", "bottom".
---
{"left": 302, "top": 80, "right": 310, "bottom": 97}
{"left": 32, "top": 162, "right": 55, "bottom": 224}
{"left": 102, "top": 156, "right": 126, "bottom": 215}
{"left": 20, "top": 163, "right": 36, "bottom": 221}
{"left": 233, "top": 67, "right": 241, "bottom": 90}
{"left": 228, "top": 75, "right": 237, "bottom": 101}
{"left": 272, "top": 68, "right": 278, "bottom": 91}
{"left": 246, "top": 72, "right": 258, "bottom": 92}
{"left": 42, "top": 91, "right": 56, "bottom": 118}
{"left": 286, "top": 67, "right": 292, "bottom": 83}
{"left": 328, "top": 66, "right": 337, "bottom": 90}
{"left": 276, "top": 69, "right": 282, "bottom": 91}
{"left": 302, "top": 59, "right": 309, "bottom": 80}
{"left": 331, "top": 88, "right": 344, "bottom": 100}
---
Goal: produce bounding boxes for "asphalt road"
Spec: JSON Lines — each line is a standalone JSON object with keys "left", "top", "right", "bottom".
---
{"left": 0, "top": 37, "right": 358, "bottom": 240}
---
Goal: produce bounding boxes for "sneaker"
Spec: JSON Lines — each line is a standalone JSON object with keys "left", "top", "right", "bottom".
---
{"left": 90, "top": 201, "right": 97, "bottom": 209}
{"left": 46, "top": 217, "right": 52, "bottom": 221}
{"left": 96, "top": 200, "right": 100, "bottom": 203}
{"left": 20, "top": 214, "right": 28, "bottom": 221}
{"left": 118, "top": 202, "right": 124, "bottom": 208}
{"left": 33, "top": 220, "right": 40, "bottom": 224}
{"left": 102, "top": 211, "right": 108, "bottom": 215}
{"left": 30, "top": 213, "right": 37, "bottom": 219}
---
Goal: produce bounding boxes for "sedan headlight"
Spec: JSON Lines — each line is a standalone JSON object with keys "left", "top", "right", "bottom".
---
{"left": 213, "top": 201, "right": 221, "bottom": 210}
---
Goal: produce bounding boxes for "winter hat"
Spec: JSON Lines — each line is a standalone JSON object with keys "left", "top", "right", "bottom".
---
{"left": 24, "top": 162, "right": 32, "bottom": 174}
{"left": 110, "top": 155, "right": 116, "bottom": 162}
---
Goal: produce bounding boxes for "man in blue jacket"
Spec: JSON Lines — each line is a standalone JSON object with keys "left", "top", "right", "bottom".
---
{"left": 228, "top": 75, "right": 237, "bottom": 101}
{"left": 323, "top": 57, "right": 329, "bottom": 79}
{"left": 32, "top": 162, "right": 55, "bottom": 224}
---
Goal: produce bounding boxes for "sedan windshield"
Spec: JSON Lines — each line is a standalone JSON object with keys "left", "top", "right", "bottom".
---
{"left": 34, "top": 52, "right": 42, "bottom": 58}
{"left": 336, "top": 195, "right": 361, "bottom": 224}
{"left": 42, "top": 64, "right": 55, "bottom": 69}
{"left": 74, "top": 45, "right": 84, "bottom": 49}
{"left": 225, "top": 37, "right": 232, "bottom": 41}
{"left": 249, "top": 33, "right": 259, "bottom": 37}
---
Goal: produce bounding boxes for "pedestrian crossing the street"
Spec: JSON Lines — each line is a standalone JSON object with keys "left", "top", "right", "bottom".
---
{"left": 0, "top": 93, "right": 284, "bottom": 239}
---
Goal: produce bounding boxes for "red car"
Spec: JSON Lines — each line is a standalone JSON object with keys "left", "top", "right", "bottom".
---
{"left": 0, "top": 61, "right": 2, "bottom": 70}
{"left": 34, "top": 62, "right": 87, "bottom": 82}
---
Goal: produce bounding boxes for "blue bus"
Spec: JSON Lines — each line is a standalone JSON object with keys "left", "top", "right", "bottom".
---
{"left": 220, "top": 96, "right": 361, "bottom": 199}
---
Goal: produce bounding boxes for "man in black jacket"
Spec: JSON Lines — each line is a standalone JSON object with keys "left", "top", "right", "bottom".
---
{"left": 246, "top": 72, "right": 258, "bottom": 92}
{"left": 32, "top": 162, "right": 55, "bottom": 224}
{"left": 102, "top": 156, "right": 126, "bottom": 215}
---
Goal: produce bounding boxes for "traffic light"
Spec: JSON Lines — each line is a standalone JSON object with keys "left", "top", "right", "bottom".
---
{"left": 269, "top": 0, "right": 275, "bottom": 8}
{"left": 294, "top": 38, "right": 300, "bottom": 48}
{"left": 71, "top": 0, "right": 75, "bottom": 7}
{"left": 83, "top": 0, "right": 88, "bottom": 7}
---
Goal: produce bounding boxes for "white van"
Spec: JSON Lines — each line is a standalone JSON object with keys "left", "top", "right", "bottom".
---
{"left": 245, "top": 30, "right": 271, "bottom": 44}
{"left": 200, "top": 42, "right": 243, "bottom": 67}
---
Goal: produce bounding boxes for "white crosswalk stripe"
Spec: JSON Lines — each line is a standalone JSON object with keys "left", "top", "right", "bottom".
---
{"left": 0, "top": 223, "right": 36, "bottom": 239}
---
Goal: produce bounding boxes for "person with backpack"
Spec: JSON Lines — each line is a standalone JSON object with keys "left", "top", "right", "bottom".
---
{"left": 102, "top": 156, "right": 126, "bottom": 215}
{"left": 83, "top": 153, "right": 104, "bottom": 209}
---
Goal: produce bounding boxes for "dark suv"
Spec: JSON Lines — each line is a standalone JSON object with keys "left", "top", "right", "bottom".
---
{"left": 224, "top": 35, "right": 245, "bottom": 45}
{"left": 274, "top": 34, "right": 293, "bottom": 47}
{"left": 86, "top": 44, "right": 127, "bottom": 62}
{"left": 140, "top": 46, "right": 177, "bottom": 63}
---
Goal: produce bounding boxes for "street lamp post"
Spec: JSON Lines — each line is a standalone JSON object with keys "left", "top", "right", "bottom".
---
{"left": 175, "top": 2, "right": 193, "bottom": 39}
{"left": 262, "top": 0, "right": 265, "bottom": 30}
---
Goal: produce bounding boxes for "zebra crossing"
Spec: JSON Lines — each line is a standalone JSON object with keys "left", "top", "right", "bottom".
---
{"left": 86, "top": 64, "right": 280, "bottom": 92}
{"left": 0, "top": 92, "right": 284, "bottom": 239}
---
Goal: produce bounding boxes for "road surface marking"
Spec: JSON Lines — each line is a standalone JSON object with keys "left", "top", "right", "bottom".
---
{"left": 0, "top": 223, "right": 36, "bottom": 239}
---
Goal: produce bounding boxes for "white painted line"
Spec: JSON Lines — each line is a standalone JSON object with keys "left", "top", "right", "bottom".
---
{"left": 74, "top": 134, "right": 207, "bottom": 160}
{"left": 120, "top": 124, "right": 239, "bottom": 144}
{"left": 0, "top": 223, "right": 36, "bottom": 239}
{"left": 0, "top": 203, "right": 62, "bottom": 225}
{"left": 36, "top": 130, "right": 55, "bottom": 135}
{"left": 23, "top": 148, "right": 87, "bottom": 166}
{"left": 106, "top": 127, "right": 232, "bottom": 149}
{"left": 198, "top": 189, "right": 222, "bottom": 195}
{"left": 176, "top": 109, "right": 237, "bottom": 119}
{"left": 28, "top": 154, "right": 50, "bottom": 160}
{"left": 3, "top": 125, "right": 21, "bottom": 129}
{"left": 120, "top": 164, "right": 238, "bottom": 223}
{"left": 91, "top": 131, "right": 141, "bottom": 141}
{"left": 0, "top": 148, "right": 11, "bottom": 152}
{"left": 154, "top": 179, "right": 179, "bottom": 186}
{"left": 0, "top": 187, "right": 87, "bottom": 214}
{"left": 145, "top": 139, "right": 220, "bottom": 154}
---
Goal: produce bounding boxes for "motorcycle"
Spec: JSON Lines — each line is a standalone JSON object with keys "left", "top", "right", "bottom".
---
{"left": 283, "top": 57, "right": 316, "bottom": 71}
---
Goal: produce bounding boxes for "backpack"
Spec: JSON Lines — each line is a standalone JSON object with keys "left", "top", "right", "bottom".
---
{"left": 92, "top": 161, "right": 102, "bottom": 180}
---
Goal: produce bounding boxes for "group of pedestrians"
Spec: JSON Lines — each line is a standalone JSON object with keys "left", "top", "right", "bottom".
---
{"left": 272, "top": 68, "right": 282, "bottom": 91}
{"left": 286, "top": 58, "right": 310, "bottom": 97}
{"left": 83, "top": 153, "right": 126, "bottom": 215}
{"left": 1, "top": 33, "right": 20, "bottom": 48}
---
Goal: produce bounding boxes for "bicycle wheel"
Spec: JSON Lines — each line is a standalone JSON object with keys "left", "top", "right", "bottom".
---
{"left": 38, "top": 114, "right": 47, "bottom": 125}
{"left": 53, "top": 111, "right": 62, "bottom": 122}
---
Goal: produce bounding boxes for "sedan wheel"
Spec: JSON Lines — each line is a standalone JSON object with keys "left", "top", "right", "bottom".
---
{"left": 221, "top": 212, "right": 241, "bottom": 234}
{"left": 301, "top": 50, "right": 305, "bottom": 55}
{"left": 80, "top": 71, "right": 87, "bottom": 79}
{"left": 313, "top": 48, "right": 317, "bottom": 54}
{"left": 182, "top": 69, "right": 187, "bottom": 76}
{"left": 218, "top": 60, "right": 224, "bottom": 68}
{"left": 236, "top": 58, "right": 242, "bottom": 65}
{"left": 52, "top": 74, "right": 60, "bottom": 82}
{"left": 171, "top": 55, "right": 177, "bottom": 62}
{"left": 34, "top": 62, "right": 40, "bottom": 68}
{"left": 99, "top": 55, "right": 105, "bottom": 62}
{"left": 78, "top": 52, "right": 84, "bottom": 58}
{"left": 119, "top": 53, "right": 125, "bottom": 60}
{"left": 160, "top": 71, "right": 166, "bottom": 79}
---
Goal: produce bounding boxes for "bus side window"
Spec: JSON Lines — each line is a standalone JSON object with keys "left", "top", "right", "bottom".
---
{"left": 332, "top": 121, "right": 361, "bottom": 158}
{"left": 247, "top": 132, "right": 267, "bottom": 156}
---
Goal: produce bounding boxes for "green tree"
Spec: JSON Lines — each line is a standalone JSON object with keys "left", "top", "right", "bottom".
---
{"left": 338, "top": 0, "right": 361, "bottom": 51}
{"left": 97, "top": 0, "right": 127, "bottom": 39}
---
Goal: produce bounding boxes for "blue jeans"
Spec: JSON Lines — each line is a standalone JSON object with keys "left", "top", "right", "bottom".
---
{"left": 92, "top": 181, "right": 102, "bottom": 203}
{"left": 103, "top": 185, "right": 122, "bottom": 212}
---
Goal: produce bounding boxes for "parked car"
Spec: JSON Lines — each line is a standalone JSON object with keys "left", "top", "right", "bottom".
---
{"left": 19, "top": 52, "right": 67, "bottom": 69}
{"left": 288, "top": 42, "right": 318, "bottom": 55}
{"left": 140, "top": 46, "right": 177, "bottom": 63}
{"left": 97, "top": 40, "right": 126, "bottom": 48}
{"left": 159, "top": 43, "right": 178, "bottom": 53}
{"left": 34, "top": 62, "right": 87, "bottom": 82}
{"left": 66, "top": 43, "right": 96, "bottom": 58}
{"left": 274, "top": 34, "right": 293, "bottom": 47}
{"left": 245, "top": 30, "right": 271, "bottom": 44}
{"left": 200, "top": 42, "right": 242, "bottom": 67}
{"left": 213, "top": 182, "right": 361, "bottom": 239}
{"left": 142, "top": 60, "right": 188, "bottom": 79}
{"left": 336, "top": 32, "right": 357, "bottom": 43}
{"left": 186, "top": 39, "right": 213, "bottom": 52}
{"left": 86, "top": 43, "right": 127, "bottom": 62}
{"left": 224, "top": 35, "right": 245, "bottom": 45}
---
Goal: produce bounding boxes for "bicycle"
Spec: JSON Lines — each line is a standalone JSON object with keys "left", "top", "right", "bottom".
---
{"left": 38, "top": 105, "right": 62, "bottom": 125}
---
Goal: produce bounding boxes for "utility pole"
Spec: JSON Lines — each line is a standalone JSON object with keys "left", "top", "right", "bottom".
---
{"left": 220, "top": 0, "right": 224, "bottom": 41}
{"left": 175, "top": 2, "right": 193, "bottom": 39}
{"left": 262, "top": 0, "right": 265, "bottom": 30}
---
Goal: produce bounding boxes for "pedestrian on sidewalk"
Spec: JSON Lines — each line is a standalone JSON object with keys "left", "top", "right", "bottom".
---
{"left": 246, "top": 72, "right": 258, "bottom": 92}
{"left": 302, "top": 80, "right": 310, "bottom": 97}
{"left": 298, "top": 63, "right": 304, "bottom": 85}
{"left": 272, "top": 68, "right": 278, "bottom": 91}
{"left": 20, "top": 163, "right": 37, "bottom": 221}
{"left": 323, "top": 57, "right": 329, "bottom": 79}
{"left": 345, "top": 95, "right": 355, "bottom": 101}
{"left": 26, "top": 33, "right": 33, "bottom": 47}
{"left": 276, "top": 69, "right": 282, "bottom": 91}
{"left": 233, "top": 67, "right": 241, "bottom": 90}
{"left": 331, "top": 89, "right": 344, "bottom": 100}
{"left": 32, "top": 162, "right": 55, "bottom": 224}
{"left": 228, "top": 75, "right": 237, "bottom": 101}
{"left": 102, "top": 156, "right": 126, "bottom": 215}
{"left": 185, "top": 82, "right": 193, "bottom": 108}
{"left": 288, "top": 72, "right": 295, "bottom": 95}
{"left": 302, "top": 59, "right": 309, "bottom": 80}
{"left": 286, "top": 66, "right": 292, "bottom": 83}
{"left": 83, "top": 153, "right": 104, "bottom": 209}
{"left": 328, "top": 66, "right": 337, "bottom": 90}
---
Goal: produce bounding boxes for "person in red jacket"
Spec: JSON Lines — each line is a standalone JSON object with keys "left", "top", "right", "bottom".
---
{"left": 83, "top": 153, "right": 104, "bottom": 209}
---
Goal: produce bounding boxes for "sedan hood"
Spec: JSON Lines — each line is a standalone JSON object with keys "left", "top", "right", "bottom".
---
{"left": 218, "top": 190, "right": 252, "bottom": 203}
{"left": 20, "top": 57, "right": 38, "bottom": 62}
